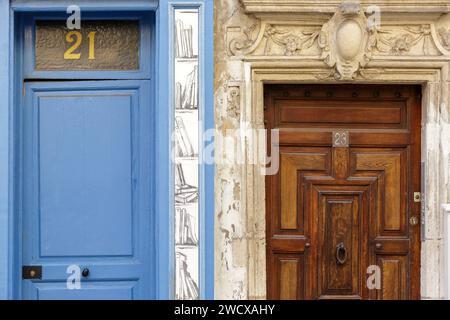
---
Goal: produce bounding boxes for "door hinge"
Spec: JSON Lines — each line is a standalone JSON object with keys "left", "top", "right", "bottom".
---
{"left": 22, "top": 265, "right": 42, "bottom": 280}
{"left": 414, "top": 192, "right": 421, "bottom": 202}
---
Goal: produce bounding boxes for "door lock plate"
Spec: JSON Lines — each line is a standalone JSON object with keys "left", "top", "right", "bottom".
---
{"left": 22, "top": 266, "right": 42, "bottom": 280}
{"left": 410, "top": 216, "right": 419, "bottom": 226}
{"left": 414, "top": 192, "right": 421, "bottom": 202}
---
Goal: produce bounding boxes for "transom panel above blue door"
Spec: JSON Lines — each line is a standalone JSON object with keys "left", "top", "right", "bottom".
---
{"left": 21, "top": 81, "right": 154, "bottom": 299}
{"left": 22, "top": 12, "right": 152, "bottom": 79}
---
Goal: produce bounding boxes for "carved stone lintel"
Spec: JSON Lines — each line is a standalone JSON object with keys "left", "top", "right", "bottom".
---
{"left": 226, "top": 2, "right": 447, "bottom": 60}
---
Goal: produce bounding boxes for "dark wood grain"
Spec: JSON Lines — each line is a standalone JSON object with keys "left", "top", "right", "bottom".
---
{"left": 265, "top": 84, "right": 421, "bottom": 300}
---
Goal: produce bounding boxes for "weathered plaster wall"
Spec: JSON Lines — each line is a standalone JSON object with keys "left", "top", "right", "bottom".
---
{"left": 215, "top": 0, "right": 450, "bottom": 299}
{"left": 214, "top": 0, "right": 252, "bottom": 300}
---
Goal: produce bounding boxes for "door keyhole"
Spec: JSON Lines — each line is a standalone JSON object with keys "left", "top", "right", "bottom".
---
{"left": 336, "top": 242, "right": 347, "bottom": 265}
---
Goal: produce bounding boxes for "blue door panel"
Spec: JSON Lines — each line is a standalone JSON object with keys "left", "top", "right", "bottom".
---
{"left": 27, "top": 281, "right": 138, "bottom": 300}
{"left": 22, "top": 80, "right": 153, "bottom": 300}
{"left": 39, "top": 93, "right": 134, "bottom": 257}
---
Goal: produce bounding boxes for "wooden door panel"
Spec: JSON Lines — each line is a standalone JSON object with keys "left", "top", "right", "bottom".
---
{"left": 332, "top": 148, "right": 349, "bottom": 179}
{"left": 277, "top": 99, "right": 406, "bottom": 128}
{"left": 318, "top": 193, "right": 362, "bottom": 299}
{"left": 272, "top": 254, "right": 305, "bottom": 300}
{"left": 280, "top": 149, "right": 330, "bottom": 232}
{"left": 266, "top": 84, "right": 421, "bottom": 300}
{"left": 352, "top": 148, "right": 408, "bottom": 236}
{"left": 312, "top": 184, "right": 370, "bottom": 300}
{"left": 378, "top": 255, "right": 408, "bottom": 300}
{"left": 279, "top": 130, "right": 411, "bottom": 146}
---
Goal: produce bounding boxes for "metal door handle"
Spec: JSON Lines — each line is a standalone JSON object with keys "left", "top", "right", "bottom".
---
{"left": 336, "top": 242, "right": 347, "bottom": 265}
{"left": 82, "top": 268, "right": 90, "bottom": 278}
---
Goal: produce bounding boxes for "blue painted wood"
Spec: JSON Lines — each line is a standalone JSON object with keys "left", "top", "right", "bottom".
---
{"left": 202, "top": 0, "right": 215, "bottom": 300}
{"left": 11, "top": 0, "right": 158, "bottom": 12}
{"left": 155, "top": 0, "right": 172, "bottom": 299}
{"left": 32, "top": 281, "right": 139, "bottom": 300}
{"left": 12, "top": 5, "right": 28, "bottom": 300}
{"left": 21, "top": 80, "right": 154, "bottom": 300}
{"left": 22, "top": 12, "right": 153, "bottom": 79}
{"left": 0, "top": 0, "right": 11, "bottom": 300}
{"left": 4, "top": 0, "right": 216, "bottom": 300}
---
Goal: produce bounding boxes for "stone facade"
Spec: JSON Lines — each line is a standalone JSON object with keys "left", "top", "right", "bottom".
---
{"left": 215, "top": 0, "right": 450, "bottom": 299}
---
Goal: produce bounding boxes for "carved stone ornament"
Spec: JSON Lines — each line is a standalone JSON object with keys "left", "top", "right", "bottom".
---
{"left": 318, "top": 2, "right": 377, "bottom": 80}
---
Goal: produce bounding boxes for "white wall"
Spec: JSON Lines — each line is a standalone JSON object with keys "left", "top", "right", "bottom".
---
{"left": 445, "top": 204, "right": 450, "bottom": 299}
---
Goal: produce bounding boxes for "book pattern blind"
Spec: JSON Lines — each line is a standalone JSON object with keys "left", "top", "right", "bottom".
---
{"left": 173, "top": 8, "right": 200, "bottom": 300}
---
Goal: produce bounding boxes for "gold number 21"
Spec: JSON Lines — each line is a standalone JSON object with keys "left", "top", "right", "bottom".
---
{"left": 64, "top": 31, "right": 96, "bottom": 60}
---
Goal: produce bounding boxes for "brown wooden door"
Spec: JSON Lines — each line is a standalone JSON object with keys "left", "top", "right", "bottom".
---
{"left": 265, "top": 85, "right": 421, "bottom": 300}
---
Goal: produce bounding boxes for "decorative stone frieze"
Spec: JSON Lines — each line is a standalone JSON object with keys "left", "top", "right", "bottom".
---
{"left": 374, "top": 25, "right": 439, "bottom": 56}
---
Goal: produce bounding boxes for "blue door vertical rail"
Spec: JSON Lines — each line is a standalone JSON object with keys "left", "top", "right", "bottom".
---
{"left": 0, "top": 0, "right": 12, "bottom": 300}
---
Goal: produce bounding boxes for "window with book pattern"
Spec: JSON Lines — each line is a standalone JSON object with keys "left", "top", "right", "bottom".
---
{"left": 173, "top": 8, "right": 200, "bottom": 300}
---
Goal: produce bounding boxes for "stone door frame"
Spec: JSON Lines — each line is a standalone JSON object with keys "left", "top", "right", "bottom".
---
{"left": 244, "top": 61, "right": 448, "bottom": 299}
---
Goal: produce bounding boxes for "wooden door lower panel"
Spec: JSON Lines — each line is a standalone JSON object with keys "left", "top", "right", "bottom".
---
{"left": 270, "top": 253, "right": 306, "bottom": 300}
{"left": 315, "top": 188, "right": 367, "bottom": 299}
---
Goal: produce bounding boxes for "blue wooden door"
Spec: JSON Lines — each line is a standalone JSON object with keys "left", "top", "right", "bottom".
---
{"left": 21, "top": 80, "right": 154, "bottom": 300}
